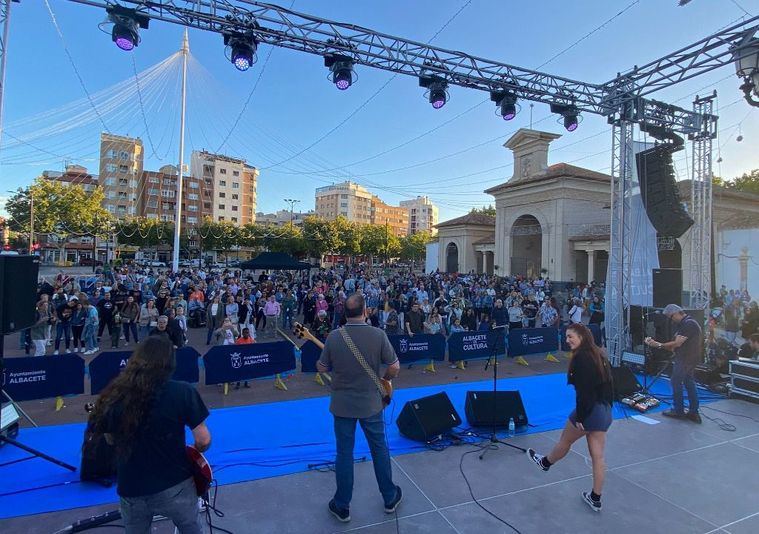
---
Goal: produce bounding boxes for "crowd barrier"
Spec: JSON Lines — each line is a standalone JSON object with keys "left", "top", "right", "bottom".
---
{"left": 5, "top": 326, "right": 582, "bottom": 404}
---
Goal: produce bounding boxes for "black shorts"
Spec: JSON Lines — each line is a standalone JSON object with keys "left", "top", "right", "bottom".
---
{"left": 569, "top": 402, "right": 612, "bottom": 432}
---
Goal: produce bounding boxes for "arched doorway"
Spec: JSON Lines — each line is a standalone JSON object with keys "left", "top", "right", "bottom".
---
{"left": 446, "top": 242, "right": 459, "bottom": 273}
{"left": 510, "top": 215, "right": 542, "bottom": 277}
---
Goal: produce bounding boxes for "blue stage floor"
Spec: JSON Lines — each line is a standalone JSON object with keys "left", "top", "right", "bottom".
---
{"left": 0, "top": 372, "right": 718, "bottom": 519}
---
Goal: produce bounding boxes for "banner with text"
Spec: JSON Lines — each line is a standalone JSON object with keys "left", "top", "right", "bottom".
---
{"left": 203, "top": 341, "right": 296, "bottom": 385}
{"left": 299, "top": 340, "right": 322, "bottom": 373}
{"left": 388, "top": 334, "right": 446, "bottom": 363}
{"left": 560, "top": 324, "right": 602, "bottom": 351}
{"left": 448, "top": 331, "right": 505, "bottom": 361}
{"left": 89, "top": 347, "right": 201, "bottom": 395}
{"left": 507, "top": 327, "right": 559, "bottom": 356}
{"left": 2, "top": 354, "right": 85, "bottom": 401}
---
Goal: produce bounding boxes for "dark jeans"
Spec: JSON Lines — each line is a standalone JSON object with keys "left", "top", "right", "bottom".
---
{"left": 123, "top": 321, "right": 139, "bottom": 343}
{"left": 72, "top": 325, "right": 84, "bottom": 349}
{"left": 671, "top": 359, "right": 700, "bottom": 414}
{"left": 120, "top": 477, "right": 201, "bottom": 534}
{"left": 54, "top": 323, "right": 71, "bottom": 351}
{"left": 333, "top": 410, "right": 396, "bottom": 510}
{"left": 98, "top": 319, "right": 113, "bottom": 338}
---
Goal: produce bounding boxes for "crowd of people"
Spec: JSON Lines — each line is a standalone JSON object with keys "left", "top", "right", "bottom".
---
{"left": 22, "top": 263, "right": 604, "bottom": 359}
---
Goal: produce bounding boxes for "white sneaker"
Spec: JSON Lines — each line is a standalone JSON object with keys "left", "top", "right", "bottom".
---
{"left": 65, "top": 349, "right": 72, "bottom": 354}
{"left": 53, "top": 350, "right": 59, "bottom": 355}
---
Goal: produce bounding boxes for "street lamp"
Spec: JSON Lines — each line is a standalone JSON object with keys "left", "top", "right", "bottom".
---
{"left": 732, "top": 35, "right": 759, "bottom": 107}
{"left": 284, "top": 198, "right": 300, "bottom": 227}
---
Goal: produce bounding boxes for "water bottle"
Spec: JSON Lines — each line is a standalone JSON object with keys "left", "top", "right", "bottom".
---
{"left": 508, "top": 417, "right": 515, "bottom": 437}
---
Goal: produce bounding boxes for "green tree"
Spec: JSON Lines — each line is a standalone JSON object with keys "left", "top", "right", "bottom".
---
{"left": 714, "top": 169, "right": 759, "bottom": 194}
{"left": 400, "top": 231, "right": 432, "bottom": 265}
{"left": 5, "top": 177, "right": 113, "bottom": 254}
{"left": 333, "top": 216, "right": 362, "bottom": 259}
{"left": 302, "top": 216, "right": 342, "bottom": 259}
{"left": 117, "top": 218, "right": 173, "bottom": 248}
{"left": 469, "top": 205, "right": 496, "bottom": 217}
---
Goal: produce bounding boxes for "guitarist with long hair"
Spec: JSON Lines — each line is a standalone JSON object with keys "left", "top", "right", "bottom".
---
{"left": 317, "top": 293, "right": 402, "bottom": 523}
{"left": 89, "top": 336, "right": 211, "bottom": 534}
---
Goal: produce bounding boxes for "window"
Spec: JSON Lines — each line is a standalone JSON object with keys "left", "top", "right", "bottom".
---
{"left": 188, "top": 205, "right": 198, "bottom": 212}
{"left": 232, "top": 182, "right": 239, "bottom": 189}
{"left": 231, "top": 217, "right": 238, "bottom": 223}
{"left": 130, "top": 180, "right": 138, "bottom": 188}
{"left": 341, "top": 194, "right": 348, "bottom": 199}
{"left": 231, "top": 194, "right": 238, "bottom": 200}
{"left": 203, "top": 190, "right": 212, "bottom": 198}
{"left": 204, "top": 179, "right": 213, "bottom": 187}
{"left": 203, "top": 202, "right": 212, "bottom": 209}
{"left": 119, "top": 151, "right": 129, "bottom": 159}
{"left": 146, "top": 213, "right": 158, "bottom": 219}
{"left": 119, "top": 165, "right": 129, "bottom": 173}
{"left": 219, "top": 168, "right": 227, "bottom": 175}
{"left": 189, "top": 181, "right": 199, "bottom": 189}
{"left": 249, "top": 185, "right": 255, "bottom": 192}
{"left": 162, "top": 203, "right": 172, "bottom": 210}
{"left": 163, "top": 179, "right": 175, "bottom": 186}
{"left": 188, "top": 193, "right": 198, "bottom": 201}
{"left": 147, "top": 200, "right": 158, "bottom": 209}
{"left": 106, "top": 164, "right": 117, "bottom": 173}
{"left": 188, "top": 217, "right": 198, "bottom": 224}
{"left": 218, "top": 204, "right": 225, "bottom": 210}
{"left": 340, "top": 202, "right": 348, "bottom": 208}
{"left": 203, "top": 165, "right": 213, "bottom": 176}
{"left": 219, "top": 192, "right": 226, "bottom": 198}
{"left": 248, "top": 196, "right": 252, "bottom": 203}
{"left": 147, "top": 188, "right": 159, "bottom": 196}
{"left": 233, "top": 170, "right": 240, "bottom": 177}
{"left": 219, "top": 180, "right": 226, "bottom": 187}
{"left": 231, "top": 205, "right": 238, "bottom": 211}
{"left": 118, "top": 178, "right": 129, "bottom": 186}
{"left": 107, "top": 149, "right": 117, "bottom": 159}
{"left": 107, "top": 191, "right": 116, "bottom": 199}
{"left": 218, "top": 216, "right": 225, "bottom": 221}
{"left": 117, "top": 192, "right": 128, "bottom": 199}
{"left": 148, "top": 176, "right": 159, "bottom": 184}
{"left": 160, "top": 190, "right": 175, "bottom": 198}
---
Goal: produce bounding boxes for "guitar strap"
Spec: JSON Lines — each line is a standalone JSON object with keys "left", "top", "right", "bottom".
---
{"left": 339, "top": 327, "right": 386, "bottom": 400}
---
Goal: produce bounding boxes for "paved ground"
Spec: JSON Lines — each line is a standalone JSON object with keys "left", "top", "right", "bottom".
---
{"left": 1, "top": 398, "right": 757, "bottom": 534}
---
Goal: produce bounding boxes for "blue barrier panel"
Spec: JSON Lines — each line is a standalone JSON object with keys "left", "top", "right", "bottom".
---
{"left": 507, "top": 327, "right": 559, "bottom": 356}
{"left": 447, "top": 331, "right": 505, "bottom": 362}
{"left": 388, "top": 334, "right": 446, "bottom": 363}
{"left": 299, "top": 340, "right": 322, "bottom": 373}
{"left": 559, "top": 323, "right": 602, "bottom": 351}
{"left": 203, "top": 342, "right": 296, "bottom": 385}
{"left": 89, "top": 347, "right": 200, "bottom": 394}
{"left": 2, "top": 354, "right": 85, "bottom": 401}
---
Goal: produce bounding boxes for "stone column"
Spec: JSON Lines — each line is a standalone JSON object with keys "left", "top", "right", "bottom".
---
{"left": 481, "top": 250, "right": 488, "bottom": 275}
{"left": 587, "top": 249, "right": 596, "bottom": 283}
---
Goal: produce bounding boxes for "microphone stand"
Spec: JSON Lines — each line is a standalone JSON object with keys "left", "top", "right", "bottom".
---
{"left": 479, "top": 327, "right": 527, "bottom": 460}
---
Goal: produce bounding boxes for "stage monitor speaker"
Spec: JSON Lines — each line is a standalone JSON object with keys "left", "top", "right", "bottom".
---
{"left": 611, "top": 365, "right": 642, "bottom": 399}
{"left": 0, "top": 255, "right": 40, "bottom": 334}
{"left": 653, "top": 268, "right": 682, "bottom": 308}
{"left": 396, "top": 392, "right": 461, "bottom": 442}
{"left": 465, "top": 391, "right": 528, "bottom": 428}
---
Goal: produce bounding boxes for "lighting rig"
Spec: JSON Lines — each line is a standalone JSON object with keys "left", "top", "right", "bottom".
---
{"left": 2, "top": 1, "right": 758, "bottom": 365}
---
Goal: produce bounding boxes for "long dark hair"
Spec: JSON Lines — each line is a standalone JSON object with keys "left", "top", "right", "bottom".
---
{"left": 566, "top": 323, "right": 610, "bottom": 381}
{"left": 91, "top": 336, "right": 176, "bottom": 457}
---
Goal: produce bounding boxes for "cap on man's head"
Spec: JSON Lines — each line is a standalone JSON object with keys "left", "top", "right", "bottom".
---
{"left": 662, "top": 304, "right": 683, "bottom": 317}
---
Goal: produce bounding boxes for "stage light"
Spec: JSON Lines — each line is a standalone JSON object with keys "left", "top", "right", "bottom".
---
{"left": 731, "top": 35, "right": 759, "bottom": 108}
{"left": 224, "top": 33, "right": 258, "bottom": 72}
{"left": 490, "top": 91, "right": 518, "bottom": 121}
{"left": 551, "top": 103, "right": 581, "bottom": 132}
{"left": 420, "top": 76, "right": 449, "bottom": 109}
{"left": 99, "top": 6, "right": 149, "bottom": 52}
{"left": 325, "top": 54, "right": 356, "bottom": 90}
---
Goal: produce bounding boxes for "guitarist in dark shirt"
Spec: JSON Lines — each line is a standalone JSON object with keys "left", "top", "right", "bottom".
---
{"left": 89, "top": 336, "right": 211, "bottom": 533}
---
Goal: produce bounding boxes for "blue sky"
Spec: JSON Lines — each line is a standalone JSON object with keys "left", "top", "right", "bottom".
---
{"left": 1, "top": 0, "right": 758, "bottom": 221}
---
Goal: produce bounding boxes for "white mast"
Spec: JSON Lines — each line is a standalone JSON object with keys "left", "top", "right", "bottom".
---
{"left": 172, "top": 29, "right": 189, "bottom": 272}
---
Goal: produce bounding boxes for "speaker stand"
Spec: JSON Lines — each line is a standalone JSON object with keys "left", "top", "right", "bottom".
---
{"left": 0, "top": 334, "right": 75, "bottom": 472}
{"left": 479, "top": 329, "right": 526, "bottom": 460}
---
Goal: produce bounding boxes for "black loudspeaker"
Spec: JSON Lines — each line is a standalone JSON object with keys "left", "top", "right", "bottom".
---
{"left": 610, "top": 365, "right": 642, "bottom": 399}
{"left": 0, "top": 256, "right": 40, "bottom": 334}
{"left": 396, "top": 392, "right": 461, "bottom": 442}
{"left": 636, "top": 144, "right": 693, "bottom": 238}
{"left": 465, "top": 391, "right": 528, "bottom": 428}
{"left": 653, "top": 268, "right": 682, "bottom": 308}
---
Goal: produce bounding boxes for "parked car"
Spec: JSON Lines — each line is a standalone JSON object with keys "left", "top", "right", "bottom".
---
{"left": 149, "top": 260, "right": 167, "bottom": 267}
{"left": 78, "top": 258, "right": 103, "bottom": 266}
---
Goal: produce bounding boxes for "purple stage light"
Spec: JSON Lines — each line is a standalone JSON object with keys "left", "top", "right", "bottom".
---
{"left": 432, "top": 98, "right": 446, "bottom": 109}
{"left": 115, "top": 36, "right": 135, "bottom": 51}
{"left": 112, "top": 25, "right": 137, "bottom": 51}
{"left": 333, "top": 69, "right": 352, "bottom": 90}
{"left": 233, "top": 54, "right": 252, "bottom": 71}
{"left": 564, "top": 114, "right": 579, "bottom": 131}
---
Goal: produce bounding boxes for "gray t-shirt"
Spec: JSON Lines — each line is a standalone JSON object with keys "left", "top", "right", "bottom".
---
{"left": 318, "top": 323, "right": 398, "bottom": 418}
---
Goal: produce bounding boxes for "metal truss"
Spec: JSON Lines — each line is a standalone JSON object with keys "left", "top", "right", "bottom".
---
{"left": 0, "top": 0, "right": 15, "bottom": 148}
{"left": 689, "top": 93, "right": 716, "bottom": 310}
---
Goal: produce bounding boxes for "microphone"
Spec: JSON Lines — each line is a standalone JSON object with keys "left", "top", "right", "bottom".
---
{"left": 58, "top": 510, "right": 122, "bottom": 533}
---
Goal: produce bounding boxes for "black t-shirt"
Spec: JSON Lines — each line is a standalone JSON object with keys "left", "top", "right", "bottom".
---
{"left": 106, "top": 380, "right": 208, "bottom": 497}
{"left": 673, "top": 316, "right": 702, "bottom": 364}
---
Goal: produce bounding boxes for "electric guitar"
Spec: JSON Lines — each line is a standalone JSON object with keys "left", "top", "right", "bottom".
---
{"left": 293, "top": 322, "right": 393, "bottom": 406}
{"left": 185, "top": 445, "right": 212, "bottom": 498}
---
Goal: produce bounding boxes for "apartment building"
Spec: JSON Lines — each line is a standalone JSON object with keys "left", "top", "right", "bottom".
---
{"left": 256, "top": 209, "right": 313, "bottom": 227}
{"left": 314, "top": 181, "right": 373, "bottom": 223}
{"left": 399, "top": 195, "right": 439, "bottom": 235}
{"left": 190, "top": 150, "right": 258, "bottom": 225}
{"left": 42, "top": 165, "right": 99, "bottom": 193}
{"left": 370, "top": 196, "right": 409, "bottom": 237}
{"left": 140, "top": 165, "right": 211, "bottom": 226}
{"left": 99, "top": 133, "right": 144, "bottom": 219}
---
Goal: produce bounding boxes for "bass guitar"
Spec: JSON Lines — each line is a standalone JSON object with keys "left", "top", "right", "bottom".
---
{"left": 186, "top": 445, "right": 213, "bottom": 498}
{"left": 293, "top": 322, "right": 393, "bottom": 406}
